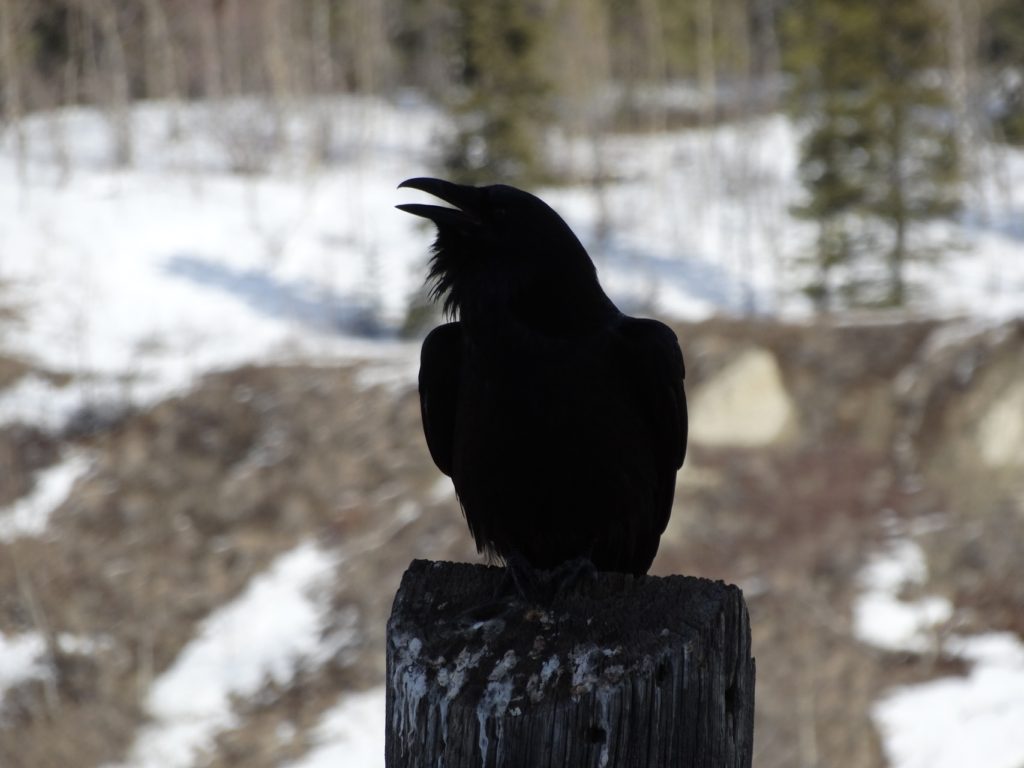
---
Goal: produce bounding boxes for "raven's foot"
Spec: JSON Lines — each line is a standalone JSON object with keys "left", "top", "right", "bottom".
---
{"left": 547, "top": 556, "right": 598, "bottom": 596}
{"left": 454, "top": 554, "right": 599, "bottom": 624}
{"left": 503, "top": 549, "right": 543, "bottom": 601}
{"left": 505, "top": 553, "right": 598, "bottom": 605}
{"left": 450, "top": 552, "right": 534, "bottom": 625}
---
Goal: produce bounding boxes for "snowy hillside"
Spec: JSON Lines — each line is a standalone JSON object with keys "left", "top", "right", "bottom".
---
{"left": 2, "top": 96, "right": 1023, "bottom": 425}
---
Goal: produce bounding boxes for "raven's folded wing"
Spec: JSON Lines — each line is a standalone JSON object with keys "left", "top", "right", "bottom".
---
{"left": 418, "top": 322, "right": 463, "bottom": 477}
{"left": 617, "top": 317, "right": 687, "bottom": 531}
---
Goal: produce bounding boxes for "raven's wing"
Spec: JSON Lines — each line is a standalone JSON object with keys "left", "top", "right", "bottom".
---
{"left": 418, "top": 322, "right": 463, "bottom": 477}
{"left": 618, "top": 317, "right": 687, "bottom": 533}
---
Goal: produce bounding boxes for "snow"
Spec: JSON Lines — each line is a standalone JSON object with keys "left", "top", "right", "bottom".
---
{"left": 874, "top": 633, "right": 1024, "bottom": 768}
{"left": 0, "top": 632, "right": 47, "bottom": 700}
{"left": 0, "top": 452, "right": 92, "bottom": 541}
{"left": 3, "top": 98, "right": 1023, "bottom": 441}
{"left": 426, "top": 475, "right": 456, "bottom": 504}
{"left": 855, "top": 538, "right": 1024, "bottom": 768}
{"left": 0, "top": 373, "right": 123, "bottom": 431}
{"left": 284, "top": 687, "right": 386, "bottom": 768}
{"left": 855, "top": 590, "right": 953, "bottom": 654}
{"left": 112, "top": 542, "right": 340, "bottom": 768}
{"left": 0, "top": 632, "right": 110, "bottom": 704}
{"left": 1, "top": 98, "right": 442, "bottom": 426}
{"left": 854, "top": 539, "right": 953, "bottom": 653}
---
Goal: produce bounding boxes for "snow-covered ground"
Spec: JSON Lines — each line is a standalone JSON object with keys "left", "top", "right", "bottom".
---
{"left": 284, "top": 687, "right": 386, "bottom": 768}
{"left": 2, "top": 95, "right": 1023, "bottom": 766}
{"left": 0, "top": 451, "right": 92, "bottom": 541}
{"left": 0, "top": 450, "right": 95, "bottom": 701}
{"left": 0, "top": 97, "right": 439, "bottom": 429}
{"left": 0, "top": 632, "right": 48, "bottom": 700}
{"left": 2, "top": 96, "right": 1023, "bottom": 432}
{"left": 854, "top": 537, "right": 1024, "bottom": 768}
{"left": 854, "top": 539, "right": 953, "bottom": 654}
{"left": 111, "top": 542, "right": 342, "bottom": 768}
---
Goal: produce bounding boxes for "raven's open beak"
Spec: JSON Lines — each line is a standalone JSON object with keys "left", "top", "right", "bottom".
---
{"left": 397, "top": 177, "right": 483, "bottom": 230}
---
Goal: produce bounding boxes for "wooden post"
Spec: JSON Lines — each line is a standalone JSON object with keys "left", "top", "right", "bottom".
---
{"left": 386, "top": 560, "right": 755, "bottom": 768}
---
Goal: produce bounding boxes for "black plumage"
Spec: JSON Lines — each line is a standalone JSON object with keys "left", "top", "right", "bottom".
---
{"left": 398, "top": 178, "right": 686, "bottom": 576}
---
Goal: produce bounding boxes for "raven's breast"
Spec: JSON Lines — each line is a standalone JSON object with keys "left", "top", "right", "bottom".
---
{"left": 450, "top": 335, "right": 664, "bottom": 574}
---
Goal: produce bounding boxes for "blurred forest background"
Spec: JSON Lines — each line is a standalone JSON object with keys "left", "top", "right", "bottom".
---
{"left": 4, "top": 0, "right": 1024, "bottom": 305}
{"left": 1, "top": 1, "right": 1023, "bottom": 767}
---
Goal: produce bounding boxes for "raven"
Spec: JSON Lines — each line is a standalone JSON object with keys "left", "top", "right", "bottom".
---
{"left": 398, "top": 178, "right": 686, "bottom": 577}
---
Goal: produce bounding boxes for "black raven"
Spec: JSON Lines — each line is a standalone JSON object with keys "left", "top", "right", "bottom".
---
{"left": 398, "top": 178, "right": 686, "bottom": 577}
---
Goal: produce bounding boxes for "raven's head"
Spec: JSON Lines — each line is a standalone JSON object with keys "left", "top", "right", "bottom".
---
{"left": 398, "top": 177, "right": 613, "bottom": 328}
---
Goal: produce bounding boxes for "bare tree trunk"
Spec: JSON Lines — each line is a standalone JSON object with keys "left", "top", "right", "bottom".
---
{"left": 634, "top": 0, "right": 673, "bottom": 308}
{"left": 0, "top": 0, "right": 28, "bottom": 185}
{"left": 937, "top": 0, "right": 984, "bottom": 185}
{"left": 416, "top": 0, "right": 452, "bottom": 98}
{"left": 887, "top": 101, "right": 908, "bottom": 308}
{"left": 696, "top": 0, "right": 717, "bottom": 125}
{"left": 262, "top": 0, "right": 293, "bottom": 97}
{"left": 198, "top": 0, "right": 223, "bottom": 101}
{"left": 752, "top": 0, "right": 781, "bottom": 94}
{"left": 637, "top": 0, "right": 667, "bottom": 132}
{"left": 344, "top": 0, "right": 391, "bottom": 95}
{"left": 580, "top": 0, "right": 612, "bottom": 248}
{"left": 546, "top": 0, "right": 613, "bottom": 253}
{"left": 261, "top": 0, "right": 294, "bottom": 152}
{"left": 44, "top": 4, "right": 85, "bottom": 185}
{"left": 308, "top": 0, "right": 334, "bottom": 164}
{"left": 63, "top": 5, "right": 81, "bottom": 106}
{"left": 337, "top": 0, "right": 393, "bottom": 332}
{"left": 723, "top": 0, "right": 752, "bottom": 113}
{"left": 553, "top": 0, "right": 609, "bottom": 163}
{"left": 142, "top": 0, "right": 182, "bottom": 137}
{"left": 89, "top": 0, "right": 133, "bottom": 167}
{"left": 222, "top": 0, "right": 245, "bottom": 95}
{"left": 722, "top": 0, "right": 758, "bottom": 313}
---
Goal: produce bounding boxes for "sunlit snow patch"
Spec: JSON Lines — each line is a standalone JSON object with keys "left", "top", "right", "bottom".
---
{"left": 284, "top": 686, "right": 385, "bottom": 768}
{"left": 0, "top": 452, "right": 92, "bottom": 541}
{"left": 853, "top": 538, "right": 952, "bottom": 653}
{"left": 113, "top": 542, "right": 339, "bottom": 768}
{"left": 856, "top": 538, "right": 1024, "bottom": 768}
{"left": 0, "top": 632, "right": 48, "bottom": 700}
{"left": 874, "top": 633, "right": 1024, "bottom": 768}
{"left": 0, "top": 632, "right": 109, "bottom": 703}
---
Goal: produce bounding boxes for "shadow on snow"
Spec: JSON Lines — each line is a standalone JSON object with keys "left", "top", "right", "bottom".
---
{"left": 164, "top": 253, "right": 390, "bottom": 338}
{"left": 590, "top": 231, "right": 761, "bottom": 317}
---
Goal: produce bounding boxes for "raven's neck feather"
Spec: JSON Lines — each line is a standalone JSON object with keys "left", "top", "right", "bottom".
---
{"left": 427, "top": 230, "right": 616, "bottom": 329}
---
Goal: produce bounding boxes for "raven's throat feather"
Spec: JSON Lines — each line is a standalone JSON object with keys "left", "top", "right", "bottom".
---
{"left": 426, "top": 231, "right": 468, "bottom": 319}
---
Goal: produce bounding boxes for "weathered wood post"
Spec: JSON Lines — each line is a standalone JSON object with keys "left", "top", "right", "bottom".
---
{"left": 386, "top": 560, "right": 755, "bottom": 767}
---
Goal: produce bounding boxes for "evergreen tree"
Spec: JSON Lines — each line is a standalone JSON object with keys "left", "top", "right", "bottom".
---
{"left": 785, "top": 0, "right": 961, "bottom": 308}
{"left": 443, "top": 0, "right": 553, "bottom": 185}
{"left": 984, "top": 0, "right": 1024, "bottom": 144}
{"left": 865, "top": 1, "right": 960, "bottom": 306}
{"left": 784, "top": 2, "right": 876, "bottom": 309}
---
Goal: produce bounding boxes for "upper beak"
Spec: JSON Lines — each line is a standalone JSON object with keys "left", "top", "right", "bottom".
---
{"left": 396, "top": 177, "right": 483, "bottom": 229}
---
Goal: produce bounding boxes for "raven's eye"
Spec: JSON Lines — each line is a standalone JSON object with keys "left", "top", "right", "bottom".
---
{"left": 492, "top": 206, "right": 508, "bottom": 220}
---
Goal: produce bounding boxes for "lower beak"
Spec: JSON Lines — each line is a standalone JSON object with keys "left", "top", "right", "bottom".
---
{"left": 397, "top": 177, "right": 483, "bottom": 229}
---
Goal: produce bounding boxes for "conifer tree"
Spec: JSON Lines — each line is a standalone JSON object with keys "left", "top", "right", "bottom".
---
{"left": 865, "top": 1, "right": 960, "bottom": 306}
{"left": 985, "top": 0, "right": 1024, "bottom": 143}
{"left": 785, "top": 0, "right": 961, "bottom": 308}
{"left": 785, "top": 2, "right": 876, "bottom": 309}
{"left": 443, "top": 0, "right": 552, "bottom": 185}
